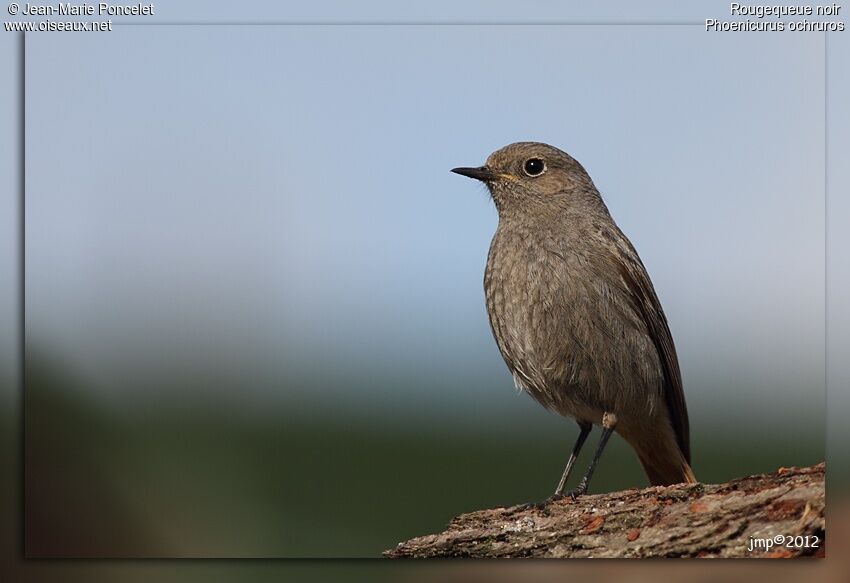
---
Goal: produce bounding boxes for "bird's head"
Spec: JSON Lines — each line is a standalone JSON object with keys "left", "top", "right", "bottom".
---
{"left": 452, "top": 142, "right": 601, "bottom": 216}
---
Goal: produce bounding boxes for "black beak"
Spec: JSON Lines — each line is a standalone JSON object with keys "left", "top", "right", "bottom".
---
{"left": 451, "top": 166, "right": 496, "bottom": 182}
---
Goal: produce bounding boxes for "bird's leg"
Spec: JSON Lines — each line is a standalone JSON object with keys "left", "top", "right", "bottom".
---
{"left": 553, "top": 421, "right": 592, "bottom": 497}
{"left": 565, "top": 412, "right": 618, "bottom": 500}
{"left": 514, "top": 421, "right": 593, "bottom": 512}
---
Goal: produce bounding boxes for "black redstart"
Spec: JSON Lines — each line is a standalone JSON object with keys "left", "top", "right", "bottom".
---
{"left": 452, "top": 142, "right": 695, "bottom": 501}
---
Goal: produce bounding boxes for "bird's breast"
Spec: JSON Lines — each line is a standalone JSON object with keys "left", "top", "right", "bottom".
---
{"left": 484, "top": 227, "right": 578, "bottom": 399}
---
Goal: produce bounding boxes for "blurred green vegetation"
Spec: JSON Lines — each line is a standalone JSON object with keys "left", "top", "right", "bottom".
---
{"left": 20, "top": 351, "right": 823, "bottom": 558}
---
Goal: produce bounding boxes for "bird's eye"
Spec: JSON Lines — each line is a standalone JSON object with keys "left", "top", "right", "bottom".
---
{"left": 523, "top": 158, "right": 546, "bottom": 177}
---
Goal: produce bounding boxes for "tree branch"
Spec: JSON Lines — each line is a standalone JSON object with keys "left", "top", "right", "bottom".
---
{"left": 385, "top": 463, "right": 825, "bottom": 558}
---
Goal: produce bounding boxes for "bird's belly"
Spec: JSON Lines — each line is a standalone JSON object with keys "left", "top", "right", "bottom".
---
{"left": 485, "top": 254, "right": 596, "bottom": 418}
{"left": 484, "top": 242, "right": 657, "bottom": 423}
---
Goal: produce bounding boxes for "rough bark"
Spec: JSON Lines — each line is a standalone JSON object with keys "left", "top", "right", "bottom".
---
{"left": 385, "top": 463, "right": 825, "bottom": 558}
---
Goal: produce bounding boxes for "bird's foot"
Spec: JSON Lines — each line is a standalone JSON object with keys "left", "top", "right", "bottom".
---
{"left": 514, "top": 493, "right": 568, "bottom": 514}
{"left": 512, "top": 478, "right": 590, "bottom": 514}
{"left": 563, "top": 479, "right": 589, "bottom": 501}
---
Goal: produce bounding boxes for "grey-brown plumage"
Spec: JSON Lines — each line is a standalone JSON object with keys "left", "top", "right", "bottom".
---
{"left": 452, "top": 142, "right": 695, "bottom": 498}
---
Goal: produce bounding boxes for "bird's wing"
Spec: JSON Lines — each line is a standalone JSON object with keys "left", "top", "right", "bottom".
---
{"left": 614, "top": 248, "right": 691, "bottom": 463}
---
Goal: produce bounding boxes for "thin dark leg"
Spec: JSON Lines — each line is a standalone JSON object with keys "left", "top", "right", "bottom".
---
{"left": 554, "top": 421, "right": 592, "bottom": 496}
{"left": 566, "top": 425, "right": 614, "bottom": 499}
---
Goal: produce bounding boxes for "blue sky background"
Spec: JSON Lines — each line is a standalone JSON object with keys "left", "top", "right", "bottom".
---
{"left": 23, "top": 25, "right": 825, "bottom": 424}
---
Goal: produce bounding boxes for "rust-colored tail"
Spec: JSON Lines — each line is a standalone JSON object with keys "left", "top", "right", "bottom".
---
{"left": 638, "top": 449, "right": 696, "bottom": 485}
{"left": 632, "top": 428, "right": 696, "bottom": 486}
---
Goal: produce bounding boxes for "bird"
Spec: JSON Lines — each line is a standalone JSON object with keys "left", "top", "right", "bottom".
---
{"left": 452, "top": 142, "right": 695, "bottom": 502}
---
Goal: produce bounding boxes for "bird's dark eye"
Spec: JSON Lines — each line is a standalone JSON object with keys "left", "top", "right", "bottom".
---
{"left": 523, "top": 158, "right": 546, "bottom": 177}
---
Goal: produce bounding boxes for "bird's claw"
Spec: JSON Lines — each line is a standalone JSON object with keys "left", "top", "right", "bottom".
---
{"left": 513, "top": 479, "right": 589, "bottom": 514}
{"left": 515, "top": 493, "right": 567, "bottom": 514}
{"left": 563, "top": 483, "right": 588, "bottom": 501}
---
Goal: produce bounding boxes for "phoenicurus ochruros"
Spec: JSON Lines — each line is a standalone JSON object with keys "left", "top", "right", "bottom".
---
{"left": 453, "top": 142, "right": 695, "bottom": 501}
